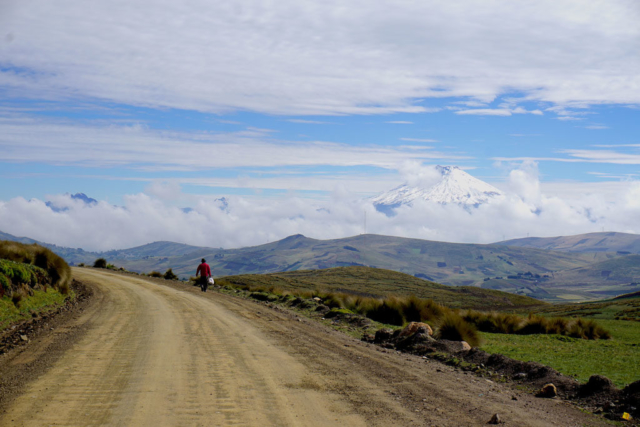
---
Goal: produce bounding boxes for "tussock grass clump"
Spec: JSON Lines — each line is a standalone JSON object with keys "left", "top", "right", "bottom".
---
{"left": 569, "top": 318, "right": 611, "bottom": 340}
{"left": 163, "top": 269, "right": 178, "bottom": 280}
{"left": 461, "top": 308, "right": 610, "bottom": 340}
{"left": 212, "top": 273, "right": 610, "bottom": 341}
{"left": 0, "top": 240, "right": 70, "bottom": 293}
{"left": 518, "top": 314, "right": 549, "bottom": 335}
{"left": 362, "top": 298, "right": 405, "bottom": 326}
{"left": 436, "top": 312, "right": 481, "bottom": 347}
{"left": 93, "top": 258, "right": 107, "bottom": 268}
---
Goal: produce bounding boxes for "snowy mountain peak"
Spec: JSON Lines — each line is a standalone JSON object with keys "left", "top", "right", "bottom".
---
{"left": 372, "top": 165, "right": 503, "bottom": 214}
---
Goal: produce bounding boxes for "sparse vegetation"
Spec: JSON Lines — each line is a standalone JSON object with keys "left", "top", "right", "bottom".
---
{"left": 0, "top": 288, "right": 69, "bottom": 331}
{"left": 0, "top": 240, "right": 71, "bottom": 293}
{"left": 217, "top": 274, "right": 608, "bottom": 342}
{"left": 148, "top": 271, "right": 163, "bottom": 278}
{"left": 0, "top": 240, "right": 72, "bottom": 331}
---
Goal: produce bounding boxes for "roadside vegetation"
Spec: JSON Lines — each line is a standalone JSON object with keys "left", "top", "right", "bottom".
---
{"left": 226, "top": 267, "right": 546, "bottom": 310}
{"left": 218, "top": 275, "right": 610, "bottom": 344}
{"left": 211, "top": 267, "right": 638, "bottom": 388}
{"left": 484, "top": 292, "right": 640, "bottom": 387}
{"left": 0, "top": 240, "right": 71, "bottom": 294}
{"left": 0, "top": 240, "right": 73, "bottom": 331}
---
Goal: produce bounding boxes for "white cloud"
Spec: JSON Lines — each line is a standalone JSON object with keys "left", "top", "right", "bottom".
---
{"left": 455, "top": 107, "right": 543, "bottom": 116}
{"left": 286, "top": 119, "right": 332, "bottom": 124}
{"left": 0, "top": 115, "right": 467, "bottom": 170}
{"left": 1, "top": 0, "right": 638, "bottom": 115}
{"left": 145, "top": 181, "right": 183, "bottom": 200}
{"left": 400, "top": 138, "right": 439, "bottom": 143}
{"left": 585, "top": 124, "right": 609, "bottom": 130}
{"left": 3, "top": 165, "right": 640, "bottom": 251}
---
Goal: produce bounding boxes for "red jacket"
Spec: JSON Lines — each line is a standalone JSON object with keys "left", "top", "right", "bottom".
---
{"left": 196, "top": 262, "right": 211, "bottom": 277}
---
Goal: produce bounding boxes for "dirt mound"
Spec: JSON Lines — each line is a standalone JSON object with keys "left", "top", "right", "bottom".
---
{"left": 367, "top": 325, "right": 637, "bottom": 420}
{"left": 463, "top": 349, "right": 579, "bottom": 397}
{"left": 622, "top": 380, "right": 640, "bottom": 417}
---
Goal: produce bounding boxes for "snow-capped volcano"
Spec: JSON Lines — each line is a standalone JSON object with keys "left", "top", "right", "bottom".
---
{"left": 372, "top": 166, "right": 503, "bottom": 214}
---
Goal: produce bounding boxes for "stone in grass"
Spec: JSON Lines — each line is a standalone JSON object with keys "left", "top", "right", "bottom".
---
{"left": 398, "top": 322, "right": 433, "bottom": 338}
{"left": 488, "top": 413, "right": 501, "bottom": 424}
{"left": 536, "top": 383, "right": 557, "bottom": 398}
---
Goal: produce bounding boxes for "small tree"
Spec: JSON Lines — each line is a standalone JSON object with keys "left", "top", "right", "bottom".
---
{"left": 93, "top": 258, "right": 107, "bottom": 269}
{"left": 164, "top": 269, "right": 178, "bottom": 280}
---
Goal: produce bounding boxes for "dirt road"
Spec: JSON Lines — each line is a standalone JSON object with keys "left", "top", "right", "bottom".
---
{"left": 0, "top": 268, "right": 608, "bottom": 426}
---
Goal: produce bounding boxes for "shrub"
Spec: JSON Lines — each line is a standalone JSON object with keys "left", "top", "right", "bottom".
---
{"left": 546, "top": 317, "right": 569, "bottom": 335}
{"left": 402, "top": 295, "right": 427, "bottom": 322}
{"left": 518, "top": 314, "right": 549, "bottom": 335}
{"left": 78, "top": 263, "right": 85, "bottom": 267}
{"left": 0, "top": 241, "right": 70, "bottom": 291}
{"left": 163, "top": 269, "right": 178, "bottom": 280}
{"left": 364, "top": 298, "right": 405, "bottom": 326}
{"left": 93, "top": 258, "right": 107, "bottom": 269}
{"left": 148, "top": 271, "right": 163, "bottom": 278}
{"left": 436, "top": 312, "right": 481, "bottom": 347}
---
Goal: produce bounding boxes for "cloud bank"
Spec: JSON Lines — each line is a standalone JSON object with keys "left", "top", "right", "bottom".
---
{"left": 1, "top": 0, "right": 639, "bottom": 115}
{"left": 2, "top": 164, "right": 640, "bottom": 251}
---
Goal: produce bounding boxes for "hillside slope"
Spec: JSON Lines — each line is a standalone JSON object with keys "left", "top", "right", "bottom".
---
{"left": 497, "top": 232, "right": 640, "bottom": 254}
{"left": 110, "top": 234, "right": 599, "bottom": 286}
{"left": 223, "top": 266, "right": 546, "bottom": 310}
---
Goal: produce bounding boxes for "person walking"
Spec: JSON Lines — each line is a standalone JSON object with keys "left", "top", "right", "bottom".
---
{"left": 196, "top": 258, "right": 211, "bottom": 292}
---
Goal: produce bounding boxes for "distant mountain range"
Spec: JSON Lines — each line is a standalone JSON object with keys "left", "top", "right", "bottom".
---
{"left": 372, "top": 165, "right": 503, "bottom": 215}
{"left": 498, "top": 232, "right": 640, "bottom": 254}
{"left": 4, "top": 229, "right": 640, "bottom": 303}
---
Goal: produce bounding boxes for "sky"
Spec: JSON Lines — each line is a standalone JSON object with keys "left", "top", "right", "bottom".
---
{"left": 1, "top": 0, "right": 639, "bottom": 251}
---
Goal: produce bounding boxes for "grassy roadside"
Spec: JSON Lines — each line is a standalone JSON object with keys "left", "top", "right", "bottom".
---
{"left": 0, "top": 240, "right": 74, "bottom": 333}
{"left": 213, "top": 274, "right": 635, "bottom": 389}
{"left": 480, "top": 319, "right": 640, "bottom": 388}
{"left": 0, "top": 288, "right": 72, "bottom": 331}
{"left": 483, "top": 296, "right": 640, "bottom": 388}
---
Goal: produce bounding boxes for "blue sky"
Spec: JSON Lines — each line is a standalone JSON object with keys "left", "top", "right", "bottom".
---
{"left": 0, "top": 0, "right": 639, "bottom": 250}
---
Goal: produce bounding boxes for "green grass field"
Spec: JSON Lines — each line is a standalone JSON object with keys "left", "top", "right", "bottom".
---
{"left": 480, "top": 319, "right": 639, "bottom": 388}
{"left": 483, "top": 294, "right": 640, "bottom": 388}
{"left": 0, "top": 288, "right": 70, "bottom": 331}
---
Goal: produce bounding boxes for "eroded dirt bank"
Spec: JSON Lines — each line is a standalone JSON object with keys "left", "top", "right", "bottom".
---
{"left": 0, "top": 268, "right": 610, "bottom": 426}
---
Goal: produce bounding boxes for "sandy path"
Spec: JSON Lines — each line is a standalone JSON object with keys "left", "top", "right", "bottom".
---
{"left": 0, "top": 268, "right": 608, "bottom": 426}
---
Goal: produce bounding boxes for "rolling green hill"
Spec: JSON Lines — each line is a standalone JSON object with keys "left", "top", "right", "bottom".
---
{"left": 4, "top": 229, "right": 639, "bottom": 302}
{"left": 222, "top": 266, "right": 546, "bottom": 310}
{"left": 497, "top": 231, "right": 640, "bottom": 254}
{"left": 105, "top": 233, "right": 598, "bottom": 283}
